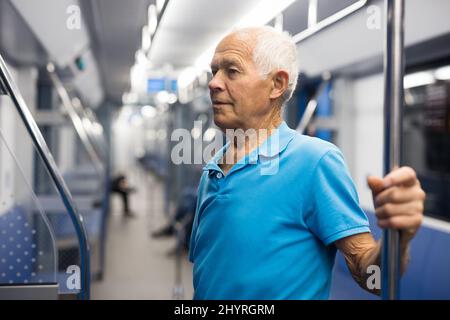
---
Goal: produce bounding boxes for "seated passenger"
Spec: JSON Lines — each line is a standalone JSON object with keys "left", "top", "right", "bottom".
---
{"left": 152, "top": 187, "right": 197, "bottom": 252}
{"left": 110, "top": 174, "right": 136, "bottom": 217}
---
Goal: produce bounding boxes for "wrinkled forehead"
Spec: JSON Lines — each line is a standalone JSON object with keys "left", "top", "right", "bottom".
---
{"left": 211, "top": 32, "right": 256, "bottom": 66}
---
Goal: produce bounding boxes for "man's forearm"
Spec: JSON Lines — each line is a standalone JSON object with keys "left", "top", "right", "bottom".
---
{"left": 337, "top": 231, "right": 412, "bottom": 296}
{"left": 356, "top": 233, "right": 411, "bottom": 295}
{"left": 369, "top": 232, "right": 412, "bottom": 273}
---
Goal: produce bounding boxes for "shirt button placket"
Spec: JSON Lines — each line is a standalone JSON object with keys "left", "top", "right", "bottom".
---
{"left": 215, "top": 171, "right": 225, "bottom": 191}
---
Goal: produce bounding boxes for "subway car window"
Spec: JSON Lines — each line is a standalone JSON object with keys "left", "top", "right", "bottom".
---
{"left": 402, "top": 63, "right": 450, "bottom": 222}
{"left": 317, "top": 0, "right": 362, "bottom": 21}
{"left": 282, "top": 0, "right": 309, "bottom": 35}
{"left": 0, "top": 0, "right": 449, "bottom": 305}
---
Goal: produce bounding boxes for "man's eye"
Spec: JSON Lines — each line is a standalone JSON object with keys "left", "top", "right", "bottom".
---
{"left": 228, "top": 68, "right": 239, "bottom": 75}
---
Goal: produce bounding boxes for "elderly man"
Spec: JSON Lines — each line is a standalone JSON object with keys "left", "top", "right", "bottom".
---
{"left": 188, "top": 26, "right": 425, "bottom": 299}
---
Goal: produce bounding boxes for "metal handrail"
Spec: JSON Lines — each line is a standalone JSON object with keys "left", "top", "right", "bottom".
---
{"left": 0, "top": 78, "right": 5, "bottom": 95}
{"left": 296, "top": 76, "right": 331, "bottom": 134}
{"left": 0, "top": 54, "right": 91, "bottom": 300}
{"left": 46, "top": 63, "right": 105, "bottom": 176}
{"left": 293, "top": 0, "right": 368, "bottom": 44}
{"left": 381, "top": 0, "right": 404, "bottom": 300}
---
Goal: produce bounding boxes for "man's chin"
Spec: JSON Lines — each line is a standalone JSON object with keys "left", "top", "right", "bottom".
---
{"left": 213, "top": 115, "right": 237, "bottom": 131}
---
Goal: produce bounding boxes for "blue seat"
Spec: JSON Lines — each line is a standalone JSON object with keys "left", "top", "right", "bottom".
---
{"left": 0, "top": 206, "right": 34, "bottom": 284}
{"left": 63, "top": 176, "right": 101, "bottom": 195}
{"left": 63, "top": 167, "right": 98, "bottom": 180}
{"left": 138, "top": 152, "right": 168, "bottom": 178}
{"left": 48, "top": 208, "right": 102, "bottom": 241}
{"left": 36, "top": 194, "right": 105, "bottom": 280}
{"left": 420, "top": 228, "right": 450, "bottom": 299}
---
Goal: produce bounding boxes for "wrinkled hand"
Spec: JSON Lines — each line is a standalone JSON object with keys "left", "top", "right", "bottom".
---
{"left": 367, "top": 167, "right": 426, "bottom": 239}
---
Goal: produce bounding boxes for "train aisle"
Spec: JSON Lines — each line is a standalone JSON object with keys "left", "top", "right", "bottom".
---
{"left": 92, "top": 166, "right": 194, "bottom": 300}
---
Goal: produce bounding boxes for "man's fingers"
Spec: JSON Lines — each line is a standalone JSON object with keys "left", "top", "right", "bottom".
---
{"left": 367, "top": 175, "right": 385, "bottom": 195}
{"left": 377, "top": 213, "right": 423, "bottom": 230}
{"left": 375, "top": 185, "right": 426, "bottom": 207}
{"left": 375, "top": 201, "right": 424, "bottom": 219}
{"left": 383, "top": 166, "right": 417, "bottom": 188}
{"left": 371, "top": 166, "right": 425, "bottom": 235}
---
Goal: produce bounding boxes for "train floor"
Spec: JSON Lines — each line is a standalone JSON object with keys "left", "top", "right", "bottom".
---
{"left": 91, "top": 166, "right": 194, "bottom": 299}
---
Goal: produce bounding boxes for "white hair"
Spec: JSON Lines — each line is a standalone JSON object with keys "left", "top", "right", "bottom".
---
{"left": 234, "top": 26, "right": 299, "bottom": 104}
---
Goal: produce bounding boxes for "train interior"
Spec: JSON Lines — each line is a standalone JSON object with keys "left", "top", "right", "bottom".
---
{"left": 0, "top": 0, "right": 449, "bottom": 300}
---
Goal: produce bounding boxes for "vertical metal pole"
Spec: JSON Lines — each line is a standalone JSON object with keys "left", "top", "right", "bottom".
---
{"left": 382, "top": 0, "right": 405, "bottom": 300}
{"left": 172, "top": 222, "right": 185, "bottom": 300}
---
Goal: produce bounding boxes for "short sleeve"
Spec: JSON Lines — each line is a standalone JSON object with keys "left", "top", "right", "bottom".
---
{"left": 305, "top": 149, "right": 370, "bottom": 246}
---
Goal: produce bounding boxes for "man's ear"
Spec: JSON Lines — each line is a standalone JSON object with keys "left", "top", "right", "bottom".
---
{"left": 269, "top": 70, "right": 289, "bottom": 100}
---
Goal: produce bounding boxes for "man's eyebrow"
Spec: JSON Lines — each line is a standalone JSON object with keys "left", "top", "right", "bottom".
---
{"left": 210, "top": 58, "right": 242, "bottom": 70}
{"left": 224, "top": 59, "right": 242, "bottom": 68}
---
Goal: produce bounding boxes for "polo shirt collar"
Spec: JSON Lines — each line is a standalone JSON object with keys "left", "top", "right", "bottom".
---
{"left": 257, "top": 121, "right": 295, "bottom": 158}
{"left": 203, "top": 121, "right": 295, "bottom": 173}
{"left": 203, "top": 141, "right": 230, "bottom": 172}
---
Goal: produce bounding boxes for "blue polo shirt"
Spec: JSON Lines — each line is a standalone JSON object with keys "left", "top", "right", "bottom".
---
{"left": 189, "top": 121, "right": 370, "bottom": 299}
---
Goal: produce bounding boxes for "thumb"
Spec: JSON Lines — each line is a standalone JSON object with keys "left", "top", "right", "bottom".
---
{"left": 367, "top": 175, "right": 385, "bottom": 196}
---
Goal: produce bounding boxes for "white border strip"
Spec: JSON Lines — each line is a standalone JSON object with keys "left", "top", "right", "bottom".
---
{"left": 422, "top": 216, "right": 450, "bottom": 234}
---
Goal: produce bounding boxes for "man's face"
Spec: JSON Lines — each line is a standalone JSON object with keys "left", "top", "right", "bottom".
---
{"left": 209, "top": 33, "right": 273, "bottom": 131}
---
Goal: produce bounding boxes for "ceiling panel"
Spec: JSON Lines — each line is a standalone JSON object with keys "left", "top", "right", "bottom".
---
{"left": 11, "top": 0, "right": 90, "bottom": 68}
{"left": 149, "top": 0, "right": 262, "bottom": 68}
{"left": 0, "top": 0, "right": 48, "bottom": 66}
{"left": 81, "top": 0, "right": 153, "bottom": 104}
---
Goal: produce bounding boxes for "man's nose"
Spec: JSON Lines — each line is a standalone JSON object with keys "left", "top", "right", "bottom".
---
{"left": 208, "top": 73, "right": 224, "bottom": 93}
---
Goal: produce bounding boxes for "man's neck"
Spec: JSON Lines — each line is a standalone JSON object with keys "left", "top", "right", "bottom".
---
{"left": 219, "top": 112, "right": 282, "bottom": 174}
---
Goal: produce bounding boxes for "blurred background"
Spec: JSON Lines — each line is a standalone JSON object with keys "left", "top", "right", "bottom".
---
{"left": 0, "top": 0, "right": 449, "bottom": 299}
